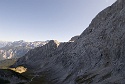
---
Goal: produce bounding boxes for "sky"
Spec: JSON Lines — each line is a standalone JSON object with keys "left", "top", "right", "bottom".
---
{"left": 0, "top": 0, "right": 116, "bottom": 42}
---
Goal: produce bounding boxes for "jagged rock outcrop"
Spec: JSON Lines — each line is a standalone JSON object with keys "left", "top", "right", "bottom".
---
{"left": 69, "top": 35, "right": 79, "bottom": 42}
{"left": 0, "top": 40, "right": 48, "bottom": 60}
{"left": 12, "top": 0, "right": 125, "bottom": 84}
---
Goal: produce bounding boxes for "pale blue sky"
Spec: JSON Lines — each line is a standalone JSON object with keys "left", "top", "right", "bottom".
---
{"left": 0, "top": 0, "right": 116, "bottom": 42}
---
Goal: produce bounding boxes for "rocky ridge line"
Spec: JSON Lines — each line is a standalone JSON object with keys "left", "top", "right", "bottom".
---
{"left": 12, "top": 0, "right": 125, "bottom": 84}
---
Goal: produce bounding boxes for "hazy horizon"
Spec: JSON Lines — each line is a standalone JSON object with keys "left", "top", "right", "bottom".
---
{"left": 0, "top": 0, "right": 116, "bottom": 42}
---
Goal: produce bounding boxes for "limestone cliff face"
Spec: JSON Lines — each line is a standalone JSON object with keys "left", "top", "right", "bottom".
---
{"left": 13, "top": 0, "right": 125, "bottom": 84}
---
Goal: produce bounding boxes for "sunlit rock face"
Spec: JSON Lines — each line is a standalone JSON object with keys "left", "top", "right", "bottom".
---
{"left": 13, "top": 0, "right": 125, "bottom": 84}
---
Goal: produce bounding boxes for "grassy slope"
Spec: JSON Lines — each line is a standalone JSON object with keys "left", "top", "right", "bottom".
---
{"left": 0, "top": 58, "right": 17, "bottom": 69}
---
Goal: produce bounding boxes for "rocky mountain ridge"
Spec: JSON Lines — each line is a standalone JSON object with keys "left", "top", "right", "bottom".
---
{"left": 0, "top": 40, "right": 49, "bottom": 60}
{"left": 0, "top": 41, "right": 12, "bottom": 48}
{"left": 3, "top": 0, "right": 125, "bottom": 84}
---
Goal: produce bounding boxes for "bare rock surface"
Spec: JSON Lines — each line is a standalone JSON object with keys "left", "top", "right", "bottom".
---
{"left": 12, "top": 0, "right": 125, "bottom": 84}
{"left": 69, "top": 35, "right": 79, "bottom": 42}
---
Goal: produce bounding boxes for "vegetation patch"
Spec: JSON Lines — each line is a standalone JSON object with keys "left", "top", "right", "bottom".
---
{"left": 0, "top": 58, "right": 17, "bottom": 69}
{"left": 9, "top": 66, "right": 27, "bottom": 73}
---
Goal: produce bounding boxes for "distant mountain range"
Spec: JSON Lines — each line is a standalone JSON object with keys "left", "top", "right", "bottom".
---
{"left": 0, "top": 40, "right": 49, "bottom": 60}
{"left": 0, "top": 41, "right": 12, "bottom": 48}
